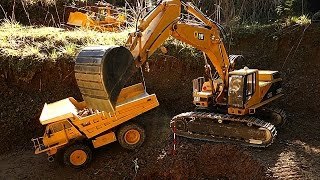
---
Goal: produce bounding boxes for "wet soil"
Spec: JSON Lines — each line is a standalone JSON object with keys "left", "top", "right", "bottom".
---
{"left": 0, "top": 24, "right": 320, "bottom": 179}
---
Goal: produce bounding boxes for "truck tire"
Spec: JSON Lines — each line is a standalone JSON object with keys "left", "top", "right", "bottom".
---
{"left": 63, "top": 144, "right": 92, "bottom": 169}
{"left": 117, "top": 123, "right": 145, "bottom": 150}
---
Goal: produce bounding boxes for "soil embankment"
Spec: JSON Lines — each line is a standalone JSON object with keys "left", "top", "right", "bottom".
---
{"left": 0, "top": 24, "right": 320, "bottom": 179}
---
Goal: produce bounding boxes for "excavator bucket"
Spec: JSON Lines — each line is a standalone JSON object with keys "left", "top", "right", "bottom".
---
{"left": 75, "top": 46, "right": 137, "bottom": 113}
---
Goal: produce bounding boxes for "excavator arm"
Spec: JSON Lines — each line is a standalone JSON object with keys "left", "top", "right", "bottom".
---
{"left": 177, "top": 1, "right": 231, "bottom": 82}
{"left": 125, "top": 0, "right": 231, "bottom": 104}
{"left": 126, "top": 0, "right": 230, "bottom": 82}
{"left": 126, "top": 0, "right": 181, "bottom": 66}
{"left": 171, "top": 22, "right": 229, "bottom": 82}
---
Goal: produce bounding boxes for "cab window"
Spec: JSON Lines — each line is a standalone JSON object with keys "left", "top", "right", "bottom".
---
{"left": 50, "top": 123, "right": 63, "bottom": 133}
{"left": 49, "top": 121, "right": 72, "bottom": 133}
{"left": 228, "top": 75, "right": 244, "bottom": 108}
{"left": 246, "top": 73, "right": 256, "bottom": 100}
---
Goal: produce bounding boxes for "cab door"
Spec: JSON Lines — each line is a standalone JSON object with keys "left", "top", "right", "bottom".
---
{"left": 244, "top": 72, "right": 256, "bottom": 104}
{"left": 228, "top": 75, "right": 244, "bottom": 108}
{"left": 43, "top": 122, "right": 68, "bottom": 147}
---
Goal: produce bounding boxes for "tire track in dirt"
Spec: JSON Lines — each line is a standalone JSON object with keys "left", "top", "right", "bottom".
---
{"left": 271, "top": 150, "right": 304, "bottom": 179}
{"left": 254, "top": 139, "right": 320, "bottom": 180}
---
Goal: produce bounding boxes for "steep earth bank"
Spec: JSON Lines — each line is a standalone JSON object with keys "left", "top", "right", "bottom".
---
{"left": 0, "top": 24, "right": 319, "bottom": 179}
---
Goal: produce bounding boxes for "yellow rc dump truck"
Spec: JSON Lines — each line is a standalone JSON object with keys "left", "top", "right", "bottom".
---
{"left": 32, "top": 82, "right": 158, "bottom": 168}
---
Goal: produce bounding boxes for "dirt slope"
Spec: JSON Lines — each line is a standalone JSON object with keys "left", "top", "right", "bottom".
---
{"left": 0, "top": 24, "right": 320, "bottom": 179}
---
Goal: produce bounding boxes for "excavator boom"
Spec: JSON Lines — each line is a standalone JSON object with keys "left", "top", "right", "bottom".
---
{"left": 109, "top": 0, "right": 231, "bottom": 108}
{"left": 171, "top": 23, "right": 229, "bottom": 83}
{"left": 127, "top": 0, "right": 230, "bottom": 82}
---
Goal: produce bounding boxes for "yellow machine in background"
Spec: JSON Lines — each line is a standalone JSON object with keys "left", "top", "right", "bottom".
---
{"left": 32, "top": 83, "right": 158, "bottom": 168}
{"left": 66, "top": 2, "right": 126, "bottom": 32}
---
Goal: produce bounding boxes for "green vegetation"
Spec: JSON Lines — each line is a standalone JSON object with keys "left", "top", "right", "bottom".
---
{"left": 0, "top": 0, "right": 313, "bottom": 69}
{"left": 0, "top": 20, "right": 129, "bottom": 62}
{"left": 0, "top": 18, "right": 207, "bottom": 64}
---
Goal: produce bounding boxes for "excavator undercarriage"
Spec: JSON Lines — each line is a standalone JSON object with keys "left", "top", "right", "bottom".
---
{"left": 171, "top": 107, "right": 286, "bottom": 147}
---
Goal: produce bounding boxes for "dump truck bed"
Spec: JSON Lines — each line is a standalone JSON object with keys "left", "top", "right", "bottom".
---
{"left": 39, "top": 83, "right": 159, "bottom": 138}
{"left": 73, "top": 92, "right": 158, "bottom": 138}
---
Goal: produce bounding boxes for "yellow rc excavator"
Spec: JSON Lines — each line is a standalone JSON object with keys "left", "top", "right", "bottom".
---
{"left": 76, "top": 0, "right": 285, "bottom": 148}
{"left": 33, "top": 0, "right": 286, "bottom": 168}
{"left": 75, "top": 0, "right": 286, "bottom": 148}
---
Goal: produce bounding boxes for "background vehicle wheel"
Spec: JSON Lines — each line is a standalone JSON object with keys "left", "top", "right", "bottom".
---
{"left": 63, "top": 144, "right": 92, "bottom": 169}
{"left": 117, "top": 123, "right": 145, "bottom": 150}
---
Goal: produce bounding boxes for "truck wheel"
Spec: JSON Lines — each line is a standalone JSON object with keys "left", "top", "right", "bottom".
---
{"left": 63, "top": 144, "right": 92, "bottom": 169}
{"left": 117, "top": 123, "right": 145, "bottom": 150}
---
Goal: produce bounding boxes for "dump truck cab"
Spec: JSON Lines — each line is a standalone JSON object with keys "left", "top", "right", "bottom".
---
{"left": 32, "top": 98, "right": 85, "bottom": 158}
{"left": 43, "top": 120, "right": 83, "bottom": 150}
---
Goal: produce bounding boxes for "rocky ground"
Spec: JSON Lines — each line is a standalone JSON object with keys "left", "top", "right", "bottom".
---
{"left": 0, "top": 24, "right": 319, "bottom": 179}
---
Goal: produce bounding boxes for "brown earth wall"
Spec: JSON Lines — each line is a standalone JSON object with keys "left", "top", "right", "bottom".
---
{"left": 0, "top": 24, "right": 319, "bottom": 154}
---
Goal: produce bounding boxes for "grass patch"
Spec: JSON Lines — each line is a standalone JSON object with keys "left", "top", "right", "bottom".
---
{"left": 0, "top": 20, "right": 129, "bottom": 62}
{"left": 0, "top": 20, "right": 295, "bottom": 71}
{"left": 0, "top": 19, "right": 205, "bottom": 69}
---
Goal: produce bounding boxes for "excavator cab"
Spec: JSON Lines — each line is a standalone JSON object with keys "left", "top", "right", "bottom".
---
{"left": 228, "top": 68, "right": 257, "bottom": 110}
